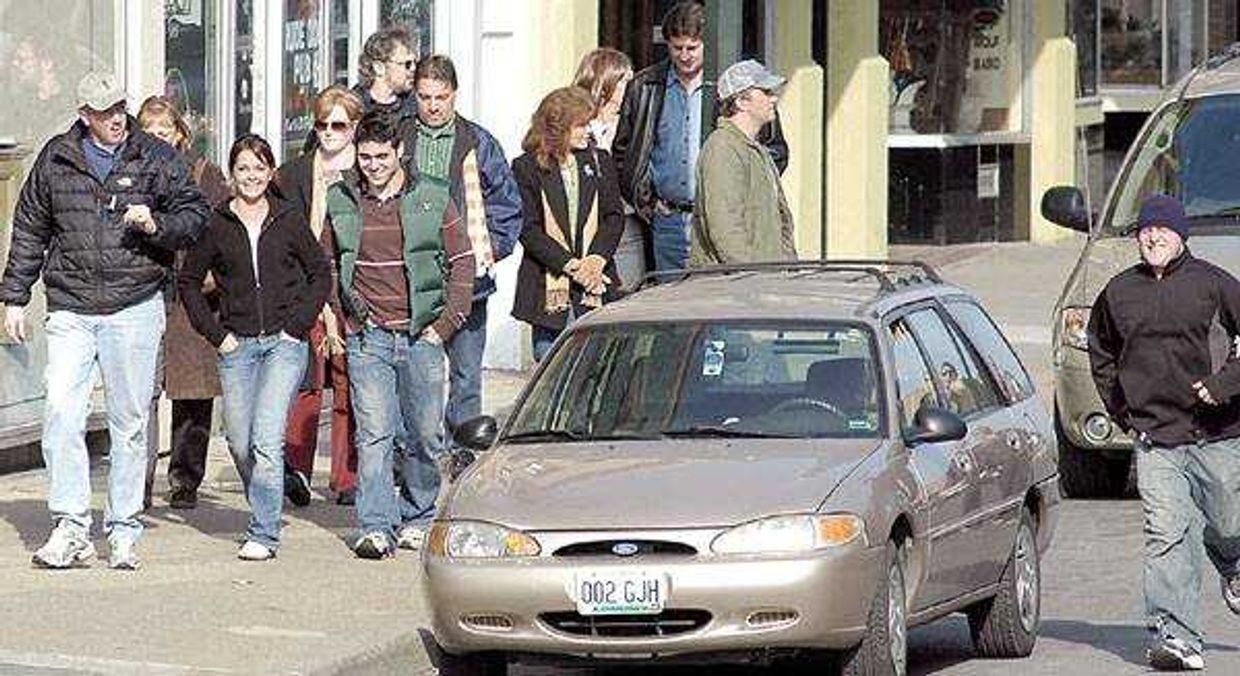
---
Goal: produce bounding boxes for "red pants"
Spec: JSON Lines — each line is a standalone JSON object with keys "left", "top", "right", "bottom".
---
{"left": 284, "top": 350, "right": 357, "bottom": 493}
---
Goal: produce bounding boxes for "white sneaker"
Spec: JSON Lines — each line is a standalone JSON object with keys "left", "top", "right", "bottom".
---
{"left": 237, "top": 541, "right": 276, "bottom": 561}
{"left": 108, "top": 540, "right": 141, "bottom": 571}
{"left": 32, "top": 524, "right": 95, "bottom": 569}
{"left": 396, "top": 525, "right": 426, "bottom": 551}
{"left": 353, "top": 532, "right": 393, "bottom": 559}
{"left": 1148, "top": 636, "right": 1205, "bottom": 671}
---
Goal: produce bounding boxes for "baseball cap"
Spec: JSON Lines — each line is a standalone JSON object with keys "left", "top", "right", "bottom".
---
{"left": 717, "top": 59, "right": 786, "bottom": 101}
{"left": 77, "top": 71, "right": 126, "bottom": 112}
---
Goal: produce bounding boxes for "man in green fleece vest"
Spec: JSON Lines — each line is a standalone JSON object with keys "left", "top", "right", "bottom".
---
{"left": 324, "top": 112, "right": 475, "bottom": 559}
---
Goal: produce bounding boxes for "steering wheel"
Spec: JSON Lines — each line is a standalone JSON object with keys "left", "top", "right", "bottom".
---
{"left": 765, "top": 397, "right": 849, "bottom": 422}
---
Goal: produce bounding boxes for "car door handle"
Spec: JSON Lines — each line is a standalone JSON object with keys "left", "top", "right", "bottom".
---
{"left": 1005, "top": 431, "right": 1022, "bottom": 449}
{"left": 951, "top": 453, "right": 975, "bottom": 473}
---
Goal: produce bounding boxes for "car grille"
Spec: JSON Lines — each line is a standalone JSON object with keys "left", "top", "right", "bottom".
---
{"left": 539, "top": 610, "right": 711, "bottom": 637}
{"left": 552, "top": 540, "right": 697, "bottom": 557}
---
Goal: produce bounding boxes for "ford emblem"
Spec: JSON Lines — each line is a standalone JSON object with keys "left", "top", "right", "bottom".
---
{"left": 612, "top": 542, "right": 639, "bottom": 557}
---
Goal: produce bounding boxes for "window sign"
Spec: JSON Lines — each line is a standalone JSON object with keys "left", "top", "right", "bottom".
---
{"left": 882, "top": 0, "right": 1024, "bottom": 136}
{"left": 283, "top": 0, "right": 321, "bottom": 159}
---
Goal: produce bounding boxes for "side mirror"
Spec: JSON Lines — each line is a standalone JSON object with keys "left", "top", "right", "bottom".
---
{"left": 1041, "top": 186, "right": 1091, "bottom": 233}
{"left": 905, "top": 406, "right": 967, "bottom": 446}
{"left": 453, "top": 415, "right": 498, "bottom": 451}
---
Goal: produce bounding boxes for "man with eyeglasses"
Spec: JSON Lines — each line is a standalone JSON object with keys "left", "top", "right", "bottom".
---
{"left": 0, "top": 71, "right": 209, "bottom": 570}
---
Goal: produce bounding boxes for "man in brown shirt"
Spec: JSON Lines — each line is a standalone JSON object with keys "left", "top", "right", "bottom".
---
{"left": 323, "top": 112, "right": 474, "bottom": 559}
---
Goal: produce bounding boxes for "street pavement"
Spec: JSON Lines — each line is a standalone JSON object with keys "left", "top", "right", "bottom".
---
{"left": 6, "top": 238, "right": 1240, "bottom": 674}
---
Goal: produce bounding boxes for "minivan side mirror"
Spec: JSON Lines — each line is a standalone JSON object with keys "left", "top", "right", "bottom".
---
{"left": 905, "top": 406, "right": 968, "bottom": 446}
{"left": 1041, "top": 186, "right": 1091, "bottom": 233}
{"left": 453, "top": 415, "right": 499, "bottom": 451}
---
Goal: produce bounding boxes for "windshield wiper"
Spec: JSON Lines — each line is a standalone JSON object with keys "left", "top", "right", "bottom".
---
{"left": 502, "top": 429, "right": 587, "bottom": 443}
{"left": 662, "top": 425, "right": 796, "bottom": 439}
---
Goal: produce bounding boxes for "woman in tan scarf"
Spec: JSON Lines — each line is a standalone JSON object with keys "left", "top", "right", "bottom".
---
{"left": 275, "top": 85, "right": 363, "bottom": 506}
{"left": 511, "top": 87, "right": 624, "bottom": 362}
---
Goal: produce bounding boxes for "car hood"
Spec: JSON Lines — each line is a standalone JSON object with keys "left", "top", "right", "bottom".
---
{"left": 443, "top": 439, "right": 882, "bottom": 530}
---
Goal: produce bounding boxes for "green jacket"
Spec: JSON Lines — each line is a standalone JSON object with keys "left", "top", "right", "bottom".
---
{"left": 327, "top": 172, "right": 449, "bottom": 333}
{"left": 689, "top": 118, "right": 796, "bottom": 267}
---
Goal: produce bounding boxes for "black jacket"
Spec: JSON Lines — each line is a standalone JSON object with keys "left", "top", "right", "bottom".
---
{"left": 612, "top": 59, "right": 788, "bottom": 223}
{"left": 1088, "top": 251, "right": 1240, "bottom": 446}
{"left": 0, "top": 120, "right": 209, "bottom": 314}
{"left": 510, "top": 149, "right": 624, "bottom": 331}
{"left": 178, "top": 194, "right": 331, "bottom": 348}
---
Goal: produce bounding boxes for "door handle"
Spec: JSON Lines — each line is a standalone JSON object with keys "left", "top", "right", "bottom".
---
{"left": 1005, "top": 431, "right": 1022, "bottom": 449}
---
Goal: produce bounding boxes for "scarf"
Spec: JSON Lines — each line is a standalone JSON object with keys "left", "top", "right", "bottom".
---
{"left": 543, "top": 159, "right": 601, "bottom": 314}
{"left": 461, "top": 149, "right": 495, "bottom": 278}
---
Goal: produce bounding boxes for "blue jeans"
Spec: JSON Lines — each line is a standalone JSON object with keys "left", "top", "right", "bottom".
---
{"left": 531, "top": 325, "right": 561, "bottom": 363}
{"left": 43, "top": 294, "right": 165, "bottom": 545}
{"left": 651, "top": 210, "right": 691, "bottom": 272}
{"left": 348, "top": 326, "right": 447, "bottom": 539}
{"left": 446, "top": 298, "right": 487, "bottom": 432}
{"left": 1136, "top": 436, "right": 1240, "bottom": 651}
{"left": 217, "top": 335, "right": 308, "bottom": 549}
{"left": 613, "top": 214, "right": 650, "bottom": 291}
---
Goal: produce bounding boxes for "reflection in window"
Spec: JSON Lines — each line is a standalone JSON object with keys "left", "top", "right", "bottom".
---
{"left": 904, "top": 308, "right": 1001, "bottom": 418}
{"left": 944, "top": 300, "right": 1035, "bottom": 403}
{"left": 1101, "top": 0, "right": 1162, "bottom": 85}
{"left": 881, "top": 0, "right": 1024, "bottom": 135}
{"left": 889, "top": 319, "right": 937, "bottom": 432}
{"left": 381, "top": 0, "right": 434, "bottom": 57}
{"left": 165, "top": 0, "right": 217, "bottom": 159}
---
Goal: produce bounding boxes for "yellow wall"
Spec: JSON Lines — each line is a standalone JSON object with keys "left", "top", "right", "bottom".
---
{"left": 1029, "top": 3, "right": 1077, "bottom": 242}
{"left": 773, "top": 0, "right": 825, "bottom": 259}
{"left": 826, "top": 0, "right": 888, "bottom": 258}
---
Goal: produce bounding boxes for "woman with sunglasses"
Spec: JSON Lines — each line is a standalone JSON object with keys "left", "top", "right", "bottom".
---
{"left": 179, "top": 134, "right": 331, "bottom": 560}
{"left": 275, "top": 85, "right": 365, "bottom": 506}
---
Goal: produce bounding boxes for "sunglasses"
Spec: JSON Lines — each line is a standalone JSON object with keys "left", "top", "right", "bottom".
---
{"left": 314, "top": 120, "right": 352, "bottom": 133}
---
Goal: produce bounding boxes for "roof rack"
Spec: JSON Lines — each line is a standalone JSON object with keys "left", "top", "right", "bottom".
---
{"left": 639, "top": 259, "right": 942, "bottom": 292}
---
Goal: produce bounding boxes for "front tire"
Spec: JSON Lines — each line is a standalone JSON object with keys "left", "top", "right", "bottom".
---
{"left": 966, "top": 507, "right": 1040, "bottom": 658}
{"left": 838, "top": 540, "right": 907, "bottom": 676}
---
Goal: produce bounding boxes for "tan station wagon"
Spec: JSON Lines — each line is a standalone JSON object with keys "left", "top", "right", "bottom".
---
{"left": 422, "top": 261, "right": 1060, "bottom": 676}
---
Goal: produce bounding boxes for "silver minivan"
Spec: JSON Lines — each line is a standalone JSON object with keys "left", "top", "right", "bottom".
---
{"left": 1042, "top": 46, "right": 1240, "bottom": 497}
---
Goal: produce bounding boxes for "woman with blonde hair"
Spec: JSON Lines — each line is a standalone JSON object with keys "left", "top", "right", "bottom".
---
{"left": 572, "top": 47, "right": 633, "bottom": 152}
{"left": 136, "top": 95, "right": 230, "bottom": 510}
{"left": 276, "top": 84, "right": 365, "bottom": 506}
{"left": 511, "top": 86, "right": 624, "bottom": 361}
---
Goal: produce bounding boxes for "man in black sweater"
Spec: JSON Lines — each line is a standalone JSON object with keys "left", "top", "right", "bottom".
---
{"left": 1089, "top": 193, "right": 1240, "bottom": 671}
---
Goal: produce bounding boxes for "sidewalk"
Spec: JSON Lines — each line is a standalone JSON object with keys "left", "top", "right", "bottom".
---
{"left": 0, "top": 370, "right": 528, "bottom": 675}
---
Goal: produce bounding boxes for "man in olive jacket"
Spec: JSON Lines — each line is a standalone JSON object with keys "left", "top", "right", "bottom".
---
{"left": 0, "top": 72, "right": 208, "bottom": 570}
{"left": 689, "top": 60, "right": 796, "bottom": 267}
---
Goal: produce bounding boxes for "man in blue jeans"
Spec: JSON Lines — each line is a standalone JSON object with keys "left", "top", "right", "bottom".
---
{"left": 406, "top": 56, "right": 522, "bottom": 441}
{"left": 1089, "top": 194, "right": 1240, "bottom": 671}
{"left": 325, "top": 113, "right": 475, "bottom": 559}
{"left": 0, "top": 72, "right": 208, "bottom": 570}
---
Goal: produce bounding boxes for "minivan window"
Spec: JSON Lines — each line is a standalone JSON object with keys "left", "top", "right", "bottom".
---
{"left": 1105, "top": 96, "right": 1240, "bottom": 236}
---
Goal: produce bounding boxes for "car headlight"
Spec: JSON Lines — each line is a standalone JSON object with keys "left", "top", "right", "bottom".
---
{"left": 1061, "top": 306, "right": 1091, "bottom": 351}
{"left": 710, "top": 514, "right": 867, "bottom": 554}
{"left": 426, "top": 520, "right": 540, "bottom": 559}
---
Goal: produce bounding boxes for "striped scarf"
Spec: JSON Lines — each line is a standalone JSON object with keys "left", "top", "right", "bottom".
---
{"left": 461, "top": 149, "right": 495, "bottom": 278}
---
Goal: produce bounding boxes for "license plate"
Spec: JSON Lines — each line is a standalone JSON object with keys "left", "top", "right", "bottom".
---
{"left": 572, "top": 571, "right": 667, "bottom": 615}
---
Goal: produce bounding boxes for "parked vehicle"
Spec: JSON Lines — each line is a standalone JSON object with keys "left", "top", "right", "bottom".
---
{"left": 421, "top": 261, "right": 1059, "bottom": 676}
{"left": 1041, "top": 46, "right": 1240, "bottom": 497}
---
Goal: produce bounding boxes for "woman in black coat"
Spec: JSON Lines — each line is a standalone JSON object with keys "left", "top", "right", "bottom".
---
{"left": 511, "top": 86, "right": 624, "bottom": 362}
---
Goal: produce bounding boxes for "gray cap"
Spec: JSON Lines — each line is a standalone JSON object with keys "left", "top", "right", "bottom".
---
{"left": 717, "top": 59, "right": 786, "bottom": 101}
{"left": 77, "top": 71, "right": 126, "bottom": 112}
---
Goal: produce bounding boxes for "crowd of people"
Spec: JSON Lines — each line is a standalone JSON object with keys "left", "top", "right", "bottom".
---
{"left": 0, "top": 1, "right": 796, "bottom": 567}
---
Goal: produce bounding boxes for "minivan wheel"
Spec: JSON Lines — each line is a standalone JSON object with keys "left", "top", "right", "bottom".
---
{"left": 437, "top": 651, "right": 506, "bottom": 676}
{"left": 1055, "top": 408, "right": 1127, "bottom": 498}
{"left": 838, "top": 540, "right": 906, "bottom": 676}
{"left": 966, "top": 508, "right": 1040, "bottom": 658}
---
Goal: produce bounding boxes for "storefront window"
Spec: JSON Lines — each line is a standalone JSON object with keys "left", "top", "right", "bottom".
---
{"left": 283, "top": 0, "right": 321, "bottom": 159}
{"left": 881, "top": 0, "right": 1025, "bottom": 135}
{"left": 1069, "top": 0, "right": 1100, "bottom": 96}
{"left": 166, "top": 0, "right": 218, "bottom": 158}
{"left": 380, "top": 0, "right": 434, "bottom": 57}
{"left": 1167, "top": 0, "right": 1207, "bottom": 84}
{"left": 330, "top": 0, "right": 351, "bottom": 84}
{"left": 234, "top": 0, "right": 255, "bottom": 139}
{"left": 1101, "top": 0, "right": 1161, "bottom": 85}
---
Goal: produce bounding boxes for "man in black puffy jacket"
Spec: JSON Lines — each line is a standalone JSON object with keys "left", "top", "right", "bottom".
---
{"left": 0, "top": 72, "right": 208, "bottom": 571}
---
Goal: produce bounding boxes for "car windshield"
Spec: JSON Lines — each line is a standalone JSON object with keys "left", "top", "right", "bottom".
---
{"left": 1104, "top": 94, "right": 1240, "bottom": 237}
{"left": 505, "top": 322, "right": 884, "bottom": 442}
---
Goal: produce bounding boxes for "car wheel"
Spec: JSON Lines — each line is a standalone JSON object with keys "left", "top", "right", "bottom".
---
{"left": 1054, "top": 407, "right": 1126, "bottom": 498}
{"left": 838, "top": 539, "right": 907, "bottom": 676}
{"left": 966, "top": 507, "right": 1040, "bottom": 658}
{"left": 437, "top": 651, "right": 506, "bottom": 676}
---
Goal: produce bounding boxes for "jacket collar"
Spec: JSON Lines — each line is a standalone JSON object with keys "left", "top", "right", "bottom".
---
{"left": 52, "top": 118, "right": 161, "bottom": 171}
{"left": 216, "top": 191, "right": 296, "bottom": 228}
{"left": 1139, "top": 246, "right": 1192, "bottom": 278}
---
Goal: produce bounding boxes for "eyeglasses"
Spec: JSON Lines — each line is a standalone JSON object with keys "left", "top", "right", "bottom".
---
{"left": 314, "top": 120, "right": 352, "bottom": 133}
{"left": 388, "top": 58, "right": 415, "bottom": 70}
